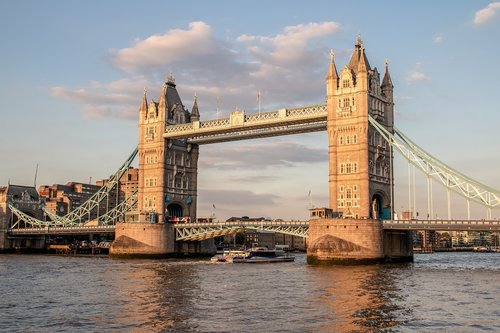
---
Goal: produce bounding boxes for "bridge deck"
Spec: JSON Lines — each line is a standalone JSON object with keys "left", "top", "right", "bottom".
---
{"left": 9, "top": 225, "right": 116, "bottom": 236}
{"left": 8, "top": 219, "right": 499, "bottom": 239}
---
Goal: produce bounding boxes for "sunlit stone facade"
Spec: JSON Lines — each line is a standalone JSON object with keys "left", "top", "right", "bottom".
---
{"left": 133, "top": 75, "right": 199, "bottom": 223}
{"left": 326, "top": 36, "right": 394, "bottom": 219}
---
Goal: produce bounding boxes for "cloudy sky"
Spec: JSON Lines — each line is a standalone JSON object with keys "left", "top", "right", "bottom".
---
{"left": 1, "top": 1, "right": 499, "bottom": 220}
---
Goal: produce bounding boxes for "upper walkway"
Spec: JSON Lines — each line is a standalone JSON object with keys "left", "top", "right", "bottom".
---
{"left": 163, "top": 104, "right": 327, "bottom": 144}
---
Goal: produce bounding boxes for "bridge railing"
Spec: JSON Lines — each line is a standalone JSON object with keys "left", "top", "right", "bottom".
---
{"left": 383, "top": 219, "right": 500, "bottom": 231}
{"left": 9, "top": 225, "right": 116, "bottom": 235}
{"left": 173, "top": 220, "right": 310, "bottom": 228}
{"left": 163, "top": 104, "right": 327, "bottom": 138}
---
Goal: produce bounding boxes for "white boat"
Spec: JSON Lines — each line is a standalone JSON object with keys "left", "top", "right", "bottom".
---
{"left": 232, "top": 247, "right": 295, "bottom": 263}
{"left": 210, "top": 250, "right": 247, "bottom": 263}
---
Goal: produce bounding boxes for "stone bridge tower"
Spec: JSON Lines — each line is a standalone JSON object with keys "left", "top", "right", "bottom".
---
{"left": 326, "top": 36, "right": 394, "bottom": 220}
{"left": 308, "top": 37, "right": 411, "bottom": 264}
{"left": 111, "top": 75, "right": 207, "bottom": 257}
{"left": 136, "top": 75, "right": 199, "bottom": 223}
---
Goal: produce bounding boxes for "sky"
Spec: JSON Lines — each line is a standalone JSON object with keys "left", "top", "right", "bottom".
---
{"left": 1, "top": 1, "right": 499, "bottom": 221}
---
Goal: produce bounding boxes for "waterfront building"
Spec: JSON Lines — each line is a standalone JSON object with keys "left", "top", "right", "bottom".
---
{"left": 96, "top": 166, "right": 139, "bottom": 209}
{"left": 38, "top": 167, "right": 139, "bottom": 219}
{"left": 0, "top": 184, "right": 44, "bottom": 249}
{"left": 38, "top": 182, "right": 101, "bottom": 217}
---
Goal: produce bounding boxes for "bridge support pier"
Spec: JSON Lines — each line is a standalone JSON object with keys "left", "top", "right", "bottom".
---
{"left": 110, "top": 222, "right": 215, "bottom": 258}
{"left": 307, "top": 218, "right": 413, "bottom": 264}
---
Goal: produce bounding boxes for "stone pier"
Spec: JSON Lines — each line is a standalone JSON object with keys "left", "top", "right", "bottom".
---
{"left": 307, "top": 218, "right": 412, "bottom": 264}
{"left": 109, "top": 222, "right": 215, "bottom": 258}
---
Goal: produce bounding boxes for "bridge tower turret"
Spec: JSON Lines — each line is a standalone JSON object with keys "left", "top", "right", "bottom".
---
{"left": 326, "top": 36, "right": 394, "bottom": 220}
{"left": 136, "top": 75, "right": 199, "bottom": 224}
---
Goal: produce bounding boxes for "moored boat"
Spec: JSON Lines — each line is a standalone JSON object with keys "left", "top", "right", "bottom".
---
{"left": 232, "top": 247, "right": 295, "bottom": 263}
{"left": 210, "top": 250, "right": 247, "bottom": 263}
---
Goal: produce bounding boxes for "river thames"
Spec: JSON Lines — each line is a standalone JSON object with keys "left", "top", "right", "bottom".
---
{"left": 0, "top": 252, "right": 498, "bottom": 332}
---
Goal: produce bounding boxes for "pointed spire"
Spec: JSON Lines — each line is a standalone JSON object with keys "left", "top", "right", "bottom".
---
{"left": 355, "top": 33, "right": 363, "bottom": 47}
{"left": 158, "top": 81, "right": 167, "bottom": 110}
{"left": 382, "top": 58, "right": 393, "bottom": 88}
{"left": 167, "top": 72, "right": 176, "bottom": 86}
{"left": 357, "top": 45, "right": 368, "bottom": 73}
{"left": 191, "top": 93, "right": 200, "bottom": 121}
{"left": 348, "top": 34, "right": 370, "bottom": 74}
{"left": 326, "top": 50, "right": 339, "bottom": 80}
{"left": 140, "top": 87, "right": 148, "bottom": 113}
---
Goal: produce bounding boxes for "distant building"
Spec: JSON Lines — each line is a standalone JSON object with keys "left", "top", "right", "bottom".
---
{"left": 223, "top": 216, "right": 307, "bottom": 250}
{"left": 96, "top": 167, "right": 138, "bottom": 206}
{"left": 39, "top": 167, "right": 139, "bottom": 221}
{"left": 38, "top": 182, "right": 101, "bottom": 218}
{"left": 0, "top": 184, "right": 44, "bottom": 250}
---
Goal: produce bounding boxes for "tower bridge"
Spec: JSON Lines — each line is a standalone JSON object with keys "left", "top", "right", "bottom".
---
{"left": 3, "top": 36, "right": 499, "bottom": 262}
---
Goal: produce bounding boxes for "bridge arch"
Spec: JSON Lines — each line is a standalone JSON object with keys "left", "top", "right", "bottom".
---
{"left": 167, "top": 203, "right": 184, "bottom": 219}
{"left": 370, "top": 193, "right": 384, "bottom": 220}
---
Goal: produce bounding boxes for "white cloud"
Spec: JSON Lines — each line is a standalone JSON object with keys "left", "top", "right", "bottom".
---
{"left": 433, "top": 33, "right": 443, "bottom": 43}
{"left": 238, "top": 22, "right": 340, "bottom": 63}
{"left": 111, "top": 21, "right": 219, "bottom": 73}
{"left": 50, "top": 80, "right": 145, "bottom": 120}
{"left": 52, "top": 21, "right": 343, "bottom": 120}
{"left": 406, "top": 62, "right": 429, "bottom": 82}
{"left": 474, "top": 2, "right": 500, "bottom": 25}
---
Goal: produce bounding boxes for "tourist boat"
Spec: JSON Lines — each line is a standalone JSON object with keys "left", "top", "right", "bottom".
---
{"left": 210, "top": 250, "right": 247, "bottom": 263}
{"left": 232, "top": 247, "right": 295, "bottom": 263}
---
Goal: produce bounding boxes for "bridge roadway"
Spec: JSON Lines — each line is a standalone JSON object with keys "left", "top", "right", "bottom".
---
{"left": 8, "top": 219, "right": 500, "bottom": 239}
{"left": 8, "top": 225, "right": 115, "bottom": 236}
{"left": 172, "top": 219, "right": 500, "bottom": 241}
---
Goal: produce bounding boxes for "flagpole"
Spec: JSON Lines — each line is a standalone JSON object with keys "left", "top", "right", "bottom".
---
{"left": 216, "top": 97, "right": 220, "bottom": 120}
{"left": 257, "top": 89, "right": 261, "bottom": 114}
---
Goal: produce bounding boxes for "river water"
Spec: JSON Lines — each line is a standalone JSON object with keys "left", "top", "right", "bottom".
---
{"left": 0, "top": 252, "right": 499, "bottom": 332}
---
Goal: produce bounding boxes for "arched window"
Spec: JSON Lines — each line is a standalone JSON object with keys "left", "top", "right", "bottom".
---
{"left": 353, "top": 135, "right": 357, "bottom": 144}
{"left": 346, "top": 189, "right": 352, "bottom": 199}
{"left": 339, "top": 136, "right": 343, "bottom": 145}
{"left": 346, "top": 136, "right": 350, "bottom": 144}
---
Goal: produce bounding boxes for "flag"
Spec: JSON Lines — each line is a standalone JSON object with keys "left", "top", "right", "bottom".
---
{"left": 308, "top": 190, "right": 311, "bottom": 197}
{"left": 257, "top": 89, "right": 261, "bottom": 102}
{"left": 213, "top": 204, "right": 216, "bottom": 209}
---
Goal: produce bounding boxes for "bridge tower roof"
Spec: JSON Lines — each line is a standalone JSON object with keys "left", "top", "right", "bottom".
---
{"left": 347, "top": 34, "right": 371, "bottom": 75}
